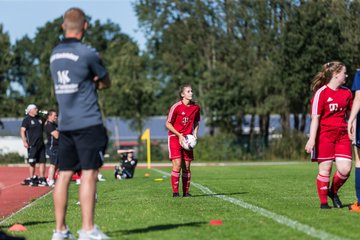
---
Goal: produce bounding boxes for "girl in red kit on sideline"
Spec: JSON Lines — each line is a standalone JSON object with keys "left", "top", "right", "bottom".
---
{"left": 166, "top": 84, "right": 200, "bottom": 197}
{"left": 305, "top": 61, "right": 352, "bottom": 209}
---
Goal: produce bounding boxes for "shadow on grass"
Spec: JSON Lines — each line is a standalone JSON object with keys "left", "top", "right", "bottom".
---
{"left": 0, "top": 231, "right": 25, "bottom": 240}
{"left": 0, "top": 220, "right": 54, "bottom": 228}
{"left": 191, "top": 192, "right": 249, "bottom": 197}
{"left": 110, "top": 221, "right": 207, "bottom": 236}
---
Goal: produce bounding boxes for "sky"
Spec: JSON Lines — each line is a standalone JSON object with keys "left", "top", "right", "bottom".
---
{"left": 0, "top": 0, "right": 146, "bottom": 49}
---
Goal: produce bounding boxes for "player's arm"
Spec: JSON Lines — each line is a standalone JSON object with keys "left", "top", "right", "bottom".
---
{"left": 20, "top": 127, "right": 29, "bottom": 148}
{"left": 94, "top": 73, "right": 111, "bottom": 90}
{"left": 165, "top": 121, "right": 184, "bottom": 145}
{"left": 348, "top": 91, "right": 360, "bottom": 140}
{"left": 165, "top": 121, "right": 181, "bottom": 138}
{"left": 193, "top": 122, "right": 199, "bottom": 139}
{"left": 305, "top": 115, "right": 320, "bottom": 153}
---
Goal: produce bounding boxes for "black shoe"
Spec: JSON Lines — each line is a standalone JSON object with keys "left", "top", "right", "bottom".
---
{"left": 173, "top": 192, "right": 180, "bottom": 197}
{"left": 21, "top": 178, "right": 31, "bottom": 185}
{"left": 29, "top": 179, "right": 38, "bottom": 187}
{"left": 29, "top": 176, "right": 39, "bottom": 187}
{"left": 38, "top": 177, "right": 48, "bottom": 187}
{"left": 328, "top": 192, "right": 343, "bottom": 208}
{"left": 320, "top": 204, "right": 331, "bottom": 209}
{"left": 183, "top": 193, "right": 192, "bottom": 197}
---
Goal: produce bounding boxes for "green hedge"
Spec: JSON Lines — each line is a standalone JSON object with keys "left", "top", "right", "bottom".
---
{"left": 0, "top": 153, "right": 25, "bottom": 164}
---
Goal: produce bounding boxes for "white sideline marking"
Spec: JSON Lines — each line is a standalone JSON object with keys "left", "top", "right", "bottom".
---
{"left": 0, "top": 191, "right": 53, "bottom": 225}
{"left": 153, "top": 168, "right": 347, "bottom": 240}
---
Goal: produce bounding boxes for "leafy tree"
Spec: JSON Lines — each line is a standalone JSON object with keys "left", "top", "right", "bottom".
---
{"left": 0, "top": 24, "right": 14, "bottom": 117}
{"left": 281, "top": 1, "right": 349, "bottom": 133}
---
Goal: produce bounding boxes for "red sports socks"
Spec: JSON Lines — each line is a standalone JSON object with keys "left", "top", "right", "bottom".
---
{"left": 330, "top": 171, "right": 348, "bottom": 194}
{"left": 171, "top": 170, "right": 180, "bottom": 193}
{"left": 316, "top": 174, "right": 330, "bottom": 204}
{"left": 182, "top": 170, "right": 191, "bottom": 194}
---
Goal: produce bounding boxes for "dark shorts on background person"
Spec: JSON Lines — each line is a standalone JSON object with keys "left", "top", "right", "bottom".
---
{"left": 46, "top": 147, "right": 59, "bottom": 165}
{"left": 355, "top": 114, "right": 360, "bottom": 148}
{"left": 28, "top": 145, "right": 46, "bottom": 164}
{"left": 58, "top": 124, "right": 108, "bottom": 171}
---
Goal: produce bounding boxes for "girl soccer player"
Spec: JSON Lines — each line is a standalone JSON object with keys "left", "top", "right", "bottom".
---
{"left": 166, "top": 84, "right": 200, "bottom": 197}
{"left": 305, "top": 61, "right": 352, "bottom": 209}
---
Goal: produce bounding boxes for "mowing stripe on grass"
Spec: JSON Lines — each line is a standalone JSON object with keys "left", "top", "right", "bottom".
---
{"left": 153, "top": 168, "right": 347, "bottom": 240}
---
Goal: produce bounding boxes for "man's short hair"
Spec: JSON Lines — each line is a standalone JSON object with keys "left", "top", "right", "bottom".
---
{"left": 47, "top": 109, "right": 57, "bottom": 117}
{"left": 63, "top": 7, "right": 87, "bottom": 32}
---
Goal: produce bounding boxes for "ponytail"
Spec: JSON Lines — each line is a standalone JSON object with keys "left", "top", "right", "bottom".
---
{"left": 311, "top": 61, "right": 345, "bottom": 95}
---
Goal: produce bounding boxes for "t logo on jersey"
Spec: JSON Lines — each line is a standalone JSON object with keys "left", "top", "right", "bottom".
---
{"left": 57, "top": 70, "right": 70, "bottom": 85}
{"left": 182, "top": 117, "right": 189, "bottom": 125}
{"left": 329, "top": 103, "right": 338, "bottom": 112}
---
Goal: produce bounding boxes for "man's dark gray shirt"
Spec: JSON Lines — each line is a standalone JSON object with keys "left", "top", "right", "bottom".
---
{"left": 50, "top": 38, "right": 107, "bottom": 131}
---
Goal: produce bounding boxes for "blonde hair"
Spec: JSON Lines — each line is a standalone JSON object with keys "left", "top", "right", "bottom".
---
{"left": 63, "top": 7, "right": 87, "bottom": 33}
{"left": 311, "top": 61, "right": 345, "bottom": 95}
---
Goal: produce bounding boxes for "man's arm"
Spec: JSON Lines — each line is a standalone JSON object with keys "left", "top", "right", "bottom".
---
{"left": 20, "top": 127, "right": 29, "bottom": 148}
{"left": 51, "top": 130, "right": 59, "bottom": 139}
{"left": 94, "top": 73, "right": 111, "bottom": 90}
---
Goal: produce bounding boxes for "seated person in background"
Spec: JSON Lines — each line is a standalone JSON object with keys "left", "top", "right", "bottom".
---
{"left": 115, "top": 149, "right": 137, "bottom": 179}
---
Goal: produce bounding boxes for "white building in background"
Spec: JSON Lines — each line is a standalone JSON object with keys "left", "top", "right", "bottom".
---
{"left": 0, "top": 136, "right": 27, "bottom": 156}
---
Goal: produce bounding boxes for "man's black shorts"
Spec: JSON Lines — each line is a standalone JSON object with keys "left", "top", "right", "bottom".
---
{"left": 46, "top": 147, "right": 58, "bottom": 165}
{"left": 28, "top": 144, "right": 46, "bottom": 164}
{"left": 58, "top": 124, "right": 108, "bottom": 171}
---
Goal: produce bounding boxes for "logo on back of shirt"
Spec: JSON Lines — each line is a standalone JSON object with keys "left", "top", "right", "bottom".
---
{"left": 57, "top": 70, "right": 70, "bottom": 85}
{"left": 55, "top": 70, "right": 79, "bottom": 94}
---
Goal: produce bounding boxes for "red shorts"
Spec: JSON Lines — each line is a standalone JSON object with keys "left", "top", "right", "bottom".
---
{"left": 311, "top": 126, "right": 352, "bottom": 163}
{"left": 168, "top": 135, "right": 194, "bottom": 161}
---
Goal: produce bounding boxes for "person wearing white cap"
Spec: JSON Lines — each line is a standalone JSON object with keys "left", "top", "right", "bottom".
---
{"left": 20, "top": 104, "right": 47, "bottom": 187}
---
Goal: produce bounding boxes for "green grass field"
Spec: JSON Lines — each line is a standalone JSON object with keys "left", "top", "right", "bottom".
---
{"left": 1, "top": 162, "right": 359, "bottom": 240}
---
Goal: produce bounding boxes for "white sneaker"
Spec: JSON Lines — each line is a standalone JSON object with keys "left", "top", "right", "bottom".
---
{"left": 47, "top": 179, "right": 55, "bottom": 187}
{"left": 77, "top": 225, "right": 110, "bottom": 240}
{"left": 51, "top": 227, "right": 75, "bottom": 240}
{"left": 97, "top": 174, "right": 106, "bottom": 181}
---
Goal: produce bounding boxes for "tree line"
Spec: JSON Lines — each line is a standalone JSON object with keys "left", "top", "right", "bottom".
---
{"left": 1, "top": 0, "right": 360, "bottom": 142}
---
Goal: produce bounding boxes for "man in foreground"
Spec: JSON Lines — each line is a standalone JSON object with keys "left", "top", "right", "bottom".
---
{"left": 50, "top": 7, "right": 111, "bottom": 239}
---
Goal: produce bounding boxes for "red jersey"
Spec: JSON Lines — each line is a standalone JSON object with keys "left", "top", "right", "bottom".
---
{"left": 310, "top": 85, "right": 352, "bottom": 128}
{"left": 167, "top": 100, "right": 200, "bottom": 136}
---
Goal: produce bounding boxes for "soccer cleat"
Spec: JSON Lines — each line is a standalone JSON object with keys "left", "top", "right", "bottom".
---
{"left": 328, "top": 192, "right": 342, "bottom": 208}
{"left": 29, "top": 176, "right": 39, "bottom": 187}
{"left": 97, "top": 174, "right": 106, "bottom": 182}
{"left": 348, "top": 202, "right": 360, "bottom": 212}
{"left": 21, "top": 178, "right": 31, "bottom": 185}
{"left": 320, "top": 204, "right": 331, "bottom": 209}
{"left": 183, "top": 193, "right": 192, "bottom": 197}
{"left": 51, "top": 227, "right": 75, "bottom": 240}
{"left": 173, "top": 192, "right": 180, "bottom": 197}
{"left": 77, "top": 225, "right": 110, "bottom": 240}
{"left": 38, "top": 177, "right": 48, "bottom": 187}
